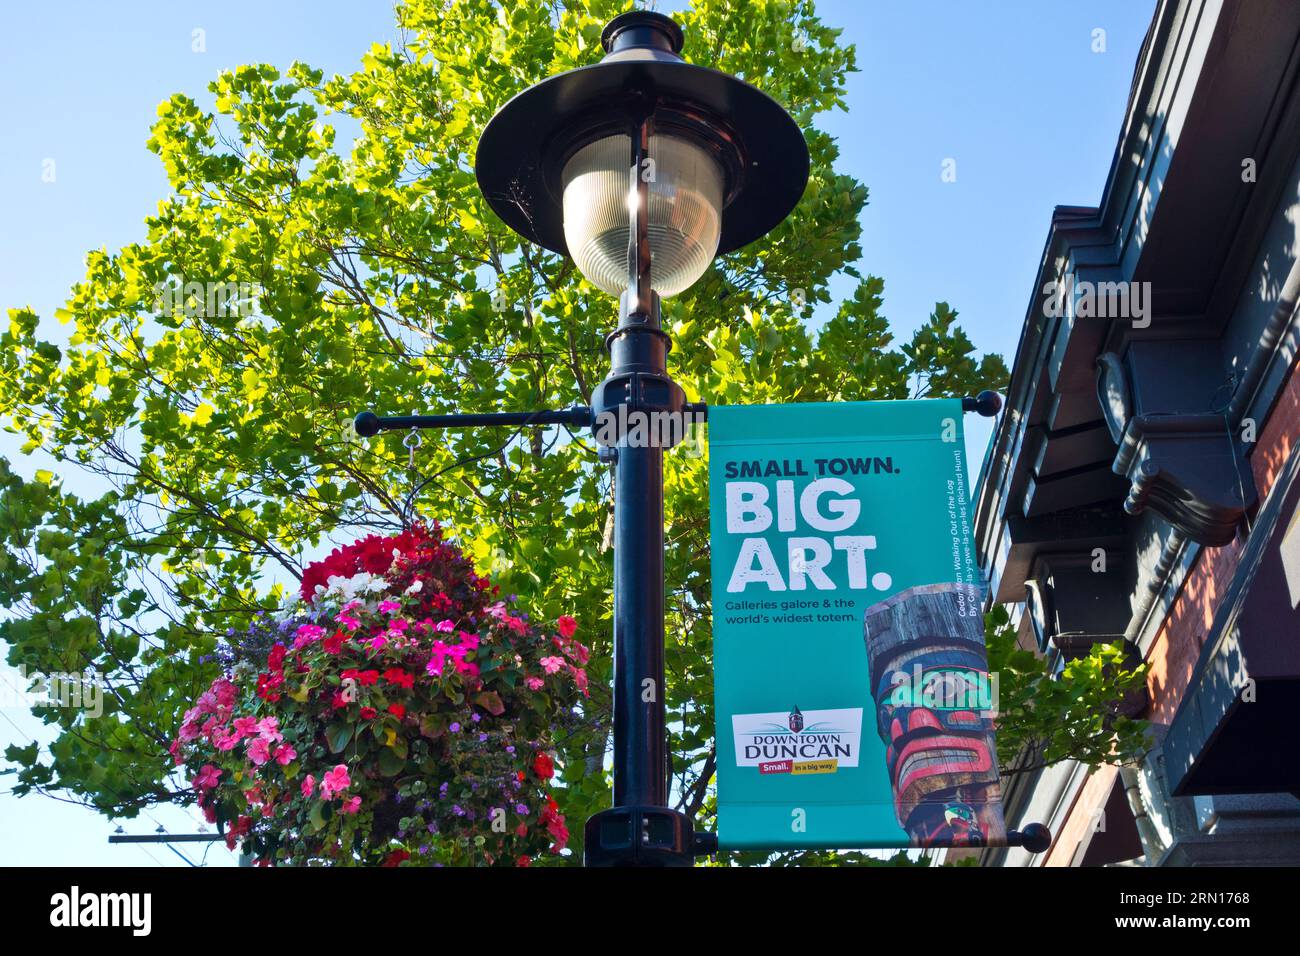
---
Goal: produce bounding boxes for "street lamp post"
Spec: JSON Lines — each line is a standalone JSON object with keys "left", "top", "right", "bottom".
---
{"left": 479, "top": 10, "right": 806, "bottom": 866}
{"left": 354, "top": 11, "right": 1039, "bottom": 865}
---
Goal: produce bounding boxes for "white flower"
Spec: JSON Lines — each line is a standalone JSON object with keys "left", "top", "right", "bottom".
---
{"left": 404, "top": 579, "right": 424, "bottom": 596}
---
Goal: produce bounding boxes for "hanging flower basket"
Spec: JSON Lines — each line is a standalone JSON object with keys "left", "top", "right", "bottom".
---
{"left": 170, "top": 524, "right": 589, "bottom": 866}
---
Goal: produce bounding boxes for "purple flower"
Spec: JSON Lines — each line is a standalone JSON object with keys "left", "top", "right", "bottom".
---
{"left": 449, "top": 722, "right": 461, "bottom": 733}
{"left": 479, "top": 733, "right": 488, "bottom": 742}
{"left": 515, "top": 803, "right": 529, "bottom": 815}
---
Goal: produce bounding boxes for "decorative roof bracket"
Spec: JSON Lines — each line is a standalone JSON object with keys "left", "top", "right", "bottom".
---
{"left": 1096, "top": 351, "right": 1256, "bottom": 546}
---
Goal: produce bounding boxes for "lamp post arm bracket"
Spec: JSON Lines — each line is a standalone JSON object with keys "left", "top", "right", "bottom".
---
{"left": 353, "top": 407, "right": 593, "bottom": 437}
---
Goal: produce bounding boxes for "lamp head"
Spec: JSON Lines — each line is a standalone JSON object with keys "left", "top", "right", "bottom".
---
{"left": 475, "top": 11, "right": 808, "bottom": 298}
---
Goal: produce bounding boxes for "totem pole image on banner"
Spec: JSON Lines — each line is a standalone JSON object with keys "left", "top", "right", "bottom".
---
{"left": 864, "top": 583, "right": 1005, "bottom": 847}
{"left": 708, "top": 399, "right": 1008, "bottom": 850}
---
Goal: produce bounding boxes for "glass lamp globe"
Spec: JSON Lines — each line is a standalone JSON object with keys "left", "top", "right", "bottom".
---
{"left": 561, "top": 133, "right": 724, "bottom": 299}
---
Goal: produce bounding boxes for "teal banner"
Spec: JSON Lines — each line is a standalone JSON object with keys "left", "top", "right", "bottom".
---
{"left": 708, "top": 399, "right": 1007, "bottom": 850}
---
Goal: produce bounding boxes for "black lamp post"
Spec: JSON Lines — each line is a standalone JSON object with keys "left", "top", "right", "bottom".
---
{"left": 355, "top": 10, "right": 1036, "bottom": 865}
{"left": 473, "top": 10, "right": 809, "bottom": 867}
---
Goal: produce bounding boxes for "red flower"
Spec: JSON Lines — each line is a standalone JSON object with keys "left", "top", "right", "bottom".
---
{"left": 299, "top": 526, "right": 443, "bottom": 600}
{"left": 556, "top": 615, "right": 578, "bottom": 639}
{"left": 387, "top": 703, "right": 406, "bottom": 719}
{"left": 532, "top": 752, "right": 555, "bottom": 780}
{"left": 322, "top": 632, "right": 345, "bottom": 654}
{"left": 341, "top": 668, "right": 380, "bottom": 686}
{"left": 360, "top": 707, "right": 378, "bottom": 720}
{"left": 256, "top": 671, "right": 284, "bottom": 702}
{"left": 267, "top": 643, "right": 287, "bottom": 671}
{"left": 381, "top": 849, "right": 411, "bottom": 867}
{"left": 224, "top": 814, "right": 252, "bottom": 851}
{"left": 383, "top": 667, "right": 415, "bottom": 689}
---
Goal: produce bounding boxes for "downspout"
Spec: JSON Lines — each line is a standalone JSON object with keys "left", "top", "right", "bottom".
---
{"left": 1119, "top": 765, "right": 1166, "bottom": 863}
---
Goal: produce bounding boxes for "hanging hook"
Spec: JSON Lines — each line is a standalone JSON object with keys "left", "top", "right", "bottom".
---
{"left": 403, "top": 427, "right": 422, "bottom": 468}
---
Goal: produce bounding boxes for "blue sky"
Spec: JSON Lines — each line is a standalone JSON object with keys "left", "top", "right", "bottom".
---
{"left": 0, "top": 0, "right": 1154, "bottom": 865}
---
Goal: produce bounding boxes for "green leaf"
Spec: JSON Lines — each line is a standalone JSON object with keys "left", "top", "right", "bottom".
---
{"left": 325, "top": 722, "right": 354, "bottom": 754}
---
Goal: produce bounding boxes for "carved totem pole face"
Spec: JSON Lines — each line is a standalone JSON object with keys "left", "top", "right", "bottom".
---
{"left": 864, "top": 583, "right": 1006, "bottom": 848}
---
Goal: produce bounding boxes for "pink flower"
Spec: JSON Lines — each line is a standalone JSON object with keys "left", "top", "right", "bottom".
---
{"left": 320, "top": 764, "right": 351, "bottom": 799}
{"left": 378, "top": 600, "right": 402, "bottom": 614}
{"left": 454, "top": 659, "right": 479, "bottom": 678}
{"left": 557, "top": 615, "right": 578, "bottom": 638}
{"left": 256, "top": 716, "right": 282, "bottom": 743}
{"left": 212, "top": 679, "right": 237, "bottom": 708}
{"left": 293, "top": 623, "right": 326, "bottom": 649}
{"left": 368, "top": 635, "right": 388, "bottom": 652}
{"left": 301, "top": 774, "right": 316, "bottom": 797}
{"left": 387, "top": 618, "right": 409, "bottom": 632}
{"left": 435, "top": 619, "right": 455, "bottom": 633}
{"left": 214, "top": 728, "right": 241, "bottom": 752}
{"left": 570, "top": 666, "right": 589, "bottom": 697}
{"left": 540, "top": 656, "right": 565, "bottom": 675}
{"left": 336, "top": 613, "right": 361, "bottom": 631}
{"left": 247, "top": 737, "right": 272, "bottom": 766}
{"left": 193, "top": 764, "right": 222, "bottom": 790}
{"left": 427, "top": 641, "right": 449, "bottom": 676}
{"left": 340, "top": 796, "right": 362, "bottom": 815}
{"left": 525, "top": 676, "right": 544, "bottom": 691}
{"left": 458, "top": 631, "right": 480, "bottom": 651}
{"left": 274, "top": 745, "right": 297, "bottom": 766}
{"left": 232, "top": 716, "right": 259, "bottom": 739}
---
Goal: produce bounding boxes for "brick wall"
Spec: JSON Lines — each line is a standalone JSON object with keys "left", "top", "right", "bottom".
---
{"left": 1047, "top": 355, "right": 1299, "bottom": 862}
{"left": 1145, "top": 358, "right": 1300, "bottom": 723}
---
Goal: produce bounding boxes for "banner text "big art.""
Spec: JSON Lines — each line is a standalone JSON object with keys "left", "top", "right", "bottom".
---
{"left": 723, "top": 476, "right": 894, "bottom": 594}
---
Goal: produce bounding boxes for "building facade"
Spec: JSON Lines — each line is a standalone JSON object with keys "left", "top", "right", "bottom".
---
{"left": 975, "top": 0, "right": 1300, "bottom": 867}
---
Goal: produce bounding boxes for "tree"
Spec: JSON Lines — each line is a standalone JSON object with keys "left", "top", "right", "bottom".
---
{"left": 0, "top": 0, "right": 1010, "bottom": 861}
{"left": 983, "top": 605, "right": 1150, "bottom": 777}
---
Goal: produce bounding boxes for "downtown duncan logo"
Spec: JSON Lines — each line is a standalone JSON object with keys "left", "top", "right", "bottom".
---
{"left": 732, "top": 706, "right": 863, "bottom": 776}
